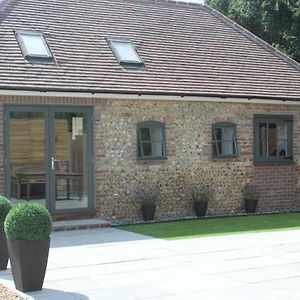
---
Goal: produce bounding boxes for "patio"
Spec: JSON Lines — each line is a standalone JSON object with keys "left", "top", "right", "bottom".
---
{"left": 1, "top": 227, "right": 300, "bottom": 299}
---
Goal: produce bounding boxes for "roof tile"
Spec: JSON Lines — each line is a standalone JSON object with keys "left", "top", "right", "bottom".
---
{"left": 0, "top": 0, "right": 299, "bottom": 100}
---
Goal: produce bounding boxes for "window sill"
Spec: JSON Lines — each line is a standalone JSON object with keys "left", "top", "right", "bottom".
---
{"left": 137, "top": 157, "right": 168, "bottom": 161}
{"left": 253, "top": 160, "right": 295, "bottom": 166}
{"left": 212, "top": 155, "right": 239, "bottom": 160}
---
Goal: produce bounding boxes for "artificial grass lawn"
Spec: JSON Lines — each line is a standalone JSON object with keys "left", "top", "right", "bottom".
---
{"left": 120, "top": 213, "right": 300, "bottom": 240}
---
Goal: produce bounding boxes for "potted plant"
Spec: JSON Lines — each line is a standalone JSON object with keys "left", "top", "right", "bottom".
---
{"left": 190, "top": 187, "right": 213, "bottom": 217}
{"left": 137, "top": 190, "right": 160, "bottom": 221}
{"left": 0, "top": 196, "right": 13, "bottom": 270}
{"left": 243, "top": 183, "right": 260, "bottom": 213}
{"left": 4, "top": 202, "right": 52, "bottom": 292}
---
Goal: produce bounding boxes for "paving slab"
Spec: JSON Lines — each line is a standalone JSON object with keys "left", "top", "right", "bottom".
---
{"left": 1, "top": 228, "right": 300, "bottom": 299}
{"left": 52, "top": 219, "right": 111, "bottom": 231}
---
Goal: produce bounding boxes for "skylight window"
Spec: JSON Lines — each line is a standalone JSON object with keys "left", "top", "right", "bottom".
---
{"left": 107, "top": 38, "right": 144, "bottom": 69}
{"left": 15, "top": 31, "right": 53, "bottom": 62}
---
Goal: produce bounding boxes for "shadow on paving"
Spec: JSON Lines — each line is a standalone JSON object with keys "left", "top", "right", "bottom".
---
{"left": 28, "top": 289, "right": 89, "bottom": 300}
{"left": 50, "top": 227, "right": 154, "bottom": 248}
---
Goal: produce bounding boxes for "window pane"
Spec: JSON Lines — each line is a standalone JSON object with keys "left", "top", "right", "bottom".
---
{"left": 260, "top": 140, "right": 268, "bottom": 156}
{"left": 152, "top": 142, "right": 163, "bottom": 156}
{"left": 259, "top": 123, "right": 267, "bottom": 156}
{"left": 268, "top": 123, "right": 277, "bottom": 156}
{"left": 278, "top": 123, "right": 287, "bottom": 139}
{"left": 217, "top": 141, "right": 222, "bottom": 155}
{"left": 213, "top": 125, "right": 237, "bottom": 156}
{"left": 9, "top": 111, "right": 46, "bottom": 208}
{"left": 112, "top": 41, "right": 140, "bottom": 62}
{"left": 142, "top": 143, "right": 152, "bottom": 156}
{"left": 215, "top": 128, "right": 222, "bottom": 141}
{"left": 151, "top": 127, "right": 162, "bottom": 141}
{"left": 140, "top": 128, "right": 151, "bottom": 141}
{"left": 20, "top": 34, "right": 50, "bottom": 57}
{"left": 278, "top": 140, "right": 287, "bottom": 156}
{"left": 221, "top": 127, "right": 234, "bottom": 155}
{"left": 277, "top": 123, "right": 288, "bottom": 157}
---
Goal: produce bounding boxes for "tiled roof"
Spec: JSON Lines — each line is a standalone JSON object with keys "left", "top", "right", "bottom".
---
{"left": 0, "top": 0, "right": 299, "bottom": 100}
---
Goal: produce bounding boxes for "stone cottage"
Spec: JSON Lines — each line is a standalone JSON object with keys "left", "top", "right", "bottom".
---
{"left": 0, "top": 0, "right": 299, "bottom": 221}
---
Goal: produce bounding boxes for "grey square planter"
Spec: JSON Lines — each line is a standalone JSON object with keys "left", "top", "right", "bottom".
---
{"left": 7, "top": 239, "right": 50, "bottom": 292}
{"left": 0, "top": 227, "right": 9, "bottom": 270}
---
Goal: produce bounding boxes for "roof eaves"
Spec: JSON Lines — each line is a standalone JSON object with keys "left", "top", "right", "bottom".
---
{"left": 0, "top": 85, "right": 299, "bottom": 102}
{"left": 203, "top": 4, "right": 300, "bottom": 72}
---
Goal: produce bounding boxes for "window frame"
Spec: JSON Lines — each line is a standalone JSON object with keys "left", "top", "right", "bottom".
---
{"left": 212, "top": 122, "right": 238, "bottom": 158}
{"left": 15, "top": 30, "right": 54, "bottom": 63}
{"left": 137, "top": 121, "right": 167, "bottom": 160}
{"left": 107, "top": 37, "right": 145, "bottom": 69}
{"left": 253, "top": 114, "right": 293, "bottom": 164}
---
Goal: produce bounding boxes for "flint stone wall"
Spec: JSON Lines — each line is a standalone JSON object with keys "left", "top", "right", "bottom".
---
{"left": 94, "top": 99, "right": 300, "bottom": 221}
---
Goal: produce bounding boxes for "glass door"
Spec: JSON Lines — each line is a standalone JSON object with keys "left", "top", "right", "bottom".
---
{"left": 5, "top": 105, "right": 94, "bottom": 214}
{"left": 6, "top": 108, "right": 48, "bottom": 209}
{"left": 50, "top": 108, "right": 93, "bottom": 213}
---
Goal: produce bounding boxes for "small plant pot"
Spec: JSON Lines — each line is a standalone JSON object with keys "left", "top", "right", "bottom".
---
{"left": 194, "top": 201, "right": 208, "bottom": 217}
{"left": 0, "top": 226, "right": 9, "bottom": 270}
{"left": 7, "top": 239, "right": 50, "bottom": 292}
{"left": 142, "top": 204, "right": 156, "bottom": 221}
{"left": 245, "top": 199, "right": 258, "bottom": 214}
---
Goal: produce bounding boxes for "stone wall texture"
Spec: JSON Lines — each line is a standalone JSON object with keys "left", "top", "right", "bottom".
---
{"left": 0, "top": 95, "right": 300, "bottom": 221}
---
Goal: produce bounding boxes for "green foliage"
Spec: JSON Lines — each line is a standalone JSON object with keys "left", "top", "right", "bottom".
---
{"left": 190, "top": 187, "right": 213, "bottom": 203}
{"left": 0, "top": 196, "right": 13, "bottom": 227}
{"left": 4, "top": 203, "right": 52, "bottom": 240}
{"left": 243, "top": 184, "right": 260, "bottom": 201}
{"left": 137, "top": 191, "right": 161, "bottom": 207}
{"left": 205, "top": 0, "right": 300, "bottom": 62}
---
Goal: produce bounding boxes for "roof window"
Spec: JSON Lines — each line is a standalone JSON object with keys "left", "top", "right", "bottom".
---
{"left": 107, "top": 38, "right": 144, "bottom": 69}
{"left": 15, "top": 31, "right": 53, "bottom": 62}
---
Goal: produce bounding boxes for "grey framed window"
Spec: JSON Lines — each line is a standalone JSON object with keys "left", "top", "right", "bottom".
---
{"left": 212, "top": 122, "right": 238, "bottom": 158}
{"left": 254, "top": 115, "right": 293, "bottom": 164}
{"left": 15, "top": 31, "right": 53, "bottom": 63}
{"left": 137, "top": 122, "right": 166, "bottom": 159}
{"left": 107, "top": 37, "right": 144, "bottom": 69}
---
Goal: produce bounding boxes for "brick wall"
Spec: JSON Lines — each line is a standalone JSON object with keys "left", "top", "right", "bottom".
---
{"left": 0, "top": 95, "right": 299, "bottom": 221}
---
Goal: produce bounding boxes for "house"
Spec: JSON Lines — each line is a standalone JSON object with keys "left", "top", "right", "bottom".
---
{"left": 0, "top": 0, "right": 299, "bottom": 222}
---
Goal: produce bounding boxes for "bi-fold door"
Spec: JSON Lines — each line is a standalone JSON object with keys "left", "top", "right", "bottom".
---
{"left": 4, "top": 105, "right": 94, "bottom": 215}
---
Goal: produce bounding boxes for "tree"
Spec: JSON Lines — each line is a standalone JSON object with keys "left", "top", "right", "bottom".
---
{"left": 205, "top": 0, "right": 300, "bottom": 62}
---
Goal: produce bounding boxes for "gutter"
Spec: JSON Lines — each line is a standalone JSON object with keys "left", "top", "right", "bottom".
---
{"left": 0, "top": 87, "right": 299, "bottom": 105}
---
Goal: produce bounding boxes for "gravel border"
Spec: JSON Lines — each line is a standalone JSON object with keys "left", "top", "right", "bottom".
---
{"left": 0, "top": 283, "right": 26, "bottom": 300}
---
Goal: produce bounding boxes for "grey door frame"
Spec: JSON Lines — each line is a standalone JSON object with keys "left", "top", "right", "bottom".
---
{"left": 4, "top": 104, "right": 95, "bottom": 215}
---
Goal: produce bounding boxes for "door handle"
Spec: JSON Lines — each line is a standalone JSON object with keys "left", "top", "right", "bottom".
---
{"left": 51, "top": 157, "right": 59, "bottom": 170}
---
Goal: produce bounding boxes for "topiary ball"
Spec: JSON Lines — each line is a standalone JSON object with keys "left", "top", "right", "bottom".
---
{"left": 4, "top": 202, "right": 52, "bottom": 240}
{"left": 0, "top": 196, "right": 13, "bottom": 228}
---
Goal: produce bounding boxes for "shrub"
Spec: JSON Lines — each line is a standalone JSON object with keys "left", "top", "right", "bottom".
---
{"left": 136, "top": 190, "right": 161, "bottom": 207}
{"left": 243, "top": 183, "right": 260, "bottom": 201}
{"left": 0, "top": 196, "right": 13, "bottom": 227}
{"left": 189, "top": 186, "right": 214, "bottom": 203}
{"left": 4, "top": 203, "right": 52, "bottom": 240}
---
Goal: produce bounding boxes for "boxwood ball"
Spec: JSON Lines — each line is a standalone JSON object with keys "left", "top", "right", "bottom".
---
{"left": 0, "top": 196, "right": 13, "bottom": 227}
{"left": 5, "top": 202, "right": 52, "bottom": 240}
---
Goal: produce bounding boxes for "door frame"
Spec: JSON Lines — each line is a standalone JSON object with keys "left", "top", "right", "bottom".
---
{"left": 4, "top": 104, "right": 95, "bottom": 215}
